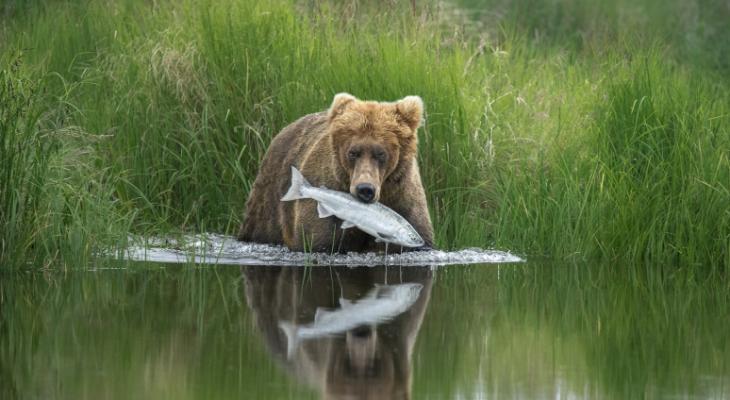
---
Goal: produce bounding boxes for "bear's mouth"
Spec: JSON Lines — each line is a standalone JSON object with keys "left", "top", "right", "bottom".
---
{"left": 353, "top": 183, "right": 378, "bottom": 203}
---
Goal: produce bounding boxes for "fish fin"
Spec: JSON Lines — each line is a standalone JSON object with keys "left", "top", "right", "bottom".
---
{"left": 341, "top": 220, "right": 355, "bottom": 229}
{"left": 281, "top": 166, "right": 311, "bottom": 202}
{"left": 314, "top": 308, "right": 333, "bottom": 322}
{"left": 278, "top": 321, "right": 300, "bottom": 360}
{"left": 377, "top": 232, "right": 395, "bottom": 241}
{"left": 317, "top": 203, "right": 334, "bottom": 218}
{"left": 339, "top": 298, "right": 355, "bottom": 308}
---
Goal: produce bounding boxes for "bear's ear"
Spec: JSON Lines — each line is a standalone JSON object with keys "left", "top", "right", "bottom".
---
{"left": 395, "top": 95, "right": 424, "bottom": 131}
{"left": 328, "top": 92, "right": 357, "bottom": 121}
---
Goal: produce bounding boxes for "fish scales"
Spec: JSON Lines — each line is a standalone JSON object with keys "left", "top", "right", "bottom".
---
{"left": 281, "top": 166, "right": 424, "bottom": 248}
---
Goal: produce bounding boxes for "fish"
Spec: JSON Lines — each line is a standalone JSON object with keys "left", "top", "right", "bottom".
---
{"left": 280, "top": 166, "right": 425, "bottom": 248}
{"left": 278, "top": 283, "right": 423, "bottom": 359}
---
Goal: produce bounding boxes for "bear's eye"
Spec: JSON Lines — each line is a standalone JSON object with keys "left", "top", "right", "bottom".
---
{"left": 373, "top": 150, "right": 387, "bottom": 164}
{"left": 347, "top": 149, "right": 360, "bottom": 160}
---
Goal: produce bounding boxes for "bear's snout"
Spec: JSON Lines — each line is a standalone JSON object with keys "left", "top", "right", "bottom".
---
{"left": 355, "top": 183, "right": 376, "bottom": 203}
{"left": 349, "top": 154, "right": 381, "bottom": 203}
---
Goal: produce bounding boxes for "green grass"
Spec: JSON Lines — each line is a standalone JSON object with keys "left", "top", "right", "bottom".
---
{"left": 0, "top": 52, "right": 131, "bottom": 268}
{"left": 0, "top": 0, "right": 728, "bottom": 269}
{"left": 0, "top": 56, "right": 47, "bottom": 265}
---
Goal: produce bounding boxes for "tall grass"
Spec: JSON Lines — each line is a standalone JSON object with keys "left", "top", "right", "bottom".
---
{"left": 454, "top": 0, "right": 730, "bottom": 74}
{"left": 0, "top": 55, "right": 131, "bottom": 268}
{"left": 0, "top": 0, "right": 728, "bottom": 269}
{"left": 0, "top": 56, "right": 51, "bottom": 266}
{"left": 490, "top": 55, "right": 730, "bottom": 268}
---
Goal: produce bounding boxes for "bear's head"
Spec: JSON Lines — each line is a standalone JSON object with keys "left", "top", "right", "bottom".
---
{"left": 327, "top": 93, "right": 423, "bottom": 203}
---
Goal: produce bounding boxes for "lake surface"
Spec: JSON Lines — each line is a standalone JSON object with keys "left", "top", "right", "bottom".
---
{"left": 2, "top": 262, "right": 728, "bottom": 399}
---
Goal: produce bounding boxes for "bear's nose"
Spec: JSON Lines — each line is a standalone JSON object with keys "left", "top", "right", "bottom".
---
{"left": 355, "top": 183, "right": 376, "bottom": 203}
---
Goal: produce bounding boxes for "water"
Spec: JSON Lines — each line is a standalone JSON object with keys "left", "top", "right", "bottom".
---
{"left": 2, "top": 260, "right": 728, "bottom": 399}
{"left": 121, "top": 234, "right": 524, "bottom": 266}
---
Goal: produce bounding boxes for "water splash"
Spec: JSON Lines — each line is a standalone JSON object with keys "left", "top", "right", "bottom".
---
{"left": 121, "top": 234, "right": 523, "bottom": 266}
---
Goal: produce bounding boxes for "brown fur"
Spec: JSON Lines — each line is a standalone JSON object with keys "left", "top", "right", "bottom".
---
{"left": 238, "top": 93, "right": 434, "bottom": 252}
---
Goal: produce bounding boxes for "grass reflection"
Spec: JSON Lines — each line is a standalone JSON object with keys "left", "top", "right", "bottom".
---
{"left": 414, "top": 264, "right": 730, "bottom": 399}
{"left": 1, "top": 263, "right": 728, "bottom": 399}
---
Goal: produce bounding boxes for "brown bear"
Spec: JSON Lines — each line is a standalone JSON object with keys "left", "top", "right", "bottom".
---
{"left": 238, "top": 93, "right": 433, "bottom": 252}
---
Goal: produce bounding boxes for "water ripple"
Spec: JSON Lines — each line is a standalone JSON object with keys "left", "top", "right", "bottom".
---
{"left": 121, "top": 234, "right": 523, "bottom": 266}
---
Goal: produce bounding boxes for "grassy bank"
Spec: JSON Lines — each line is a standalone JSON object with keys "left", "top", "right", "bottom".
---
{"left": 1, "top": 0, "right": 728, "bottom": 269}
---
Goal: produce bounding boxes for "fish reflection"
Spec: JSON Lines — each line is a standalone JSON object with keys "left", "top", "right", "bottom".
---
{"left": 279, "top": 283, "right": 423, "bottom": 359}
{"left": 242, "top": 265, "right": 432, "bottom": 400}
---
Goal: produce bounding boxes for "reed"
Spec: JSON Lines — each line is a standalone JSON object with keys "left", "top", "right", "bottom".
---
{"left": 0, "top": 56, "right": 50, "bottom": 266}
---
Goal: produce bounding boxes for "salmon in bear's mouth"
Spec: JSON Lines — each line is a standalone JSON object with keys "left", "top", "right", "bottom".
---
{"left": 280, "top": 166, "right": 425, "bottom": 248}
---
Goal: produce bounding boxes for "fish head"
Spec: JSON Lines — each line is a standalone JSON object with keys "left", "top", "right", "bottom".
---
{"left": 395, "top": 226, "right": 425, "bottom": 248}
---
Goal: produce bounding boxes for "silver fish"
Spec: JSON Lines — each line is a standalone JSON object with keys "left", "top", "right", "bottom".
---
{"left": 280, "top": 166, "right": 425, "bottom": 248}
{"left": 278, "top": 283, "right": 423, "bottom": 359}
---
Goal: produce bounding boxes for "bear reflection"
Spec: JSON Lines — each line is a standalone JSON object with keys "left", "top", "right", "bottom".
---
{"left": 242, "top": 265, "right": 432, "bottom": 400}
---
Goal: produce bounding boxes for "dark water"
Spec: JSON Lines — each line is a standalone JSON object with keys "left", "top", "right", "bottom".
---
{"left": 1, "top": 263, "right": 728, "bottom": 399}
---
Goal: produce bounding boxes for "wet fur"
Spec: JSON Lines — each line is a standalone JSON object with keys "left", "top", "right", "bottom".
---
{"left": 238, "top": 94, "right": 434, "bottom": 252}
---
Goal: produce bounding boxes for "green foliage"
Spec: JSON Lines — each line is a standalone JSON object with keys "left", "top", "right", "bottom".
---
{"left": 490, "top": 56, "right": 730, "bottom": 268}
{"left": 454, "top": 0, "right": 730, "bottom": 73}
{"left": 0, "top": 56, "right": 51, "bottom": 266}
{"left": 0, "top": 0, "right": 728, "bottom": 269}
{"left": 0, "top": 55, "right": 131, "bottom": 268}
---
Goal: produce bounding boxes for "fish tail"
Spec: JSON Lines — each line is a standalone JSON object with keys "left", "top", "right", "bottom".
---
{"left": 278, "top": 321, "right": 300, "bottom": 359}
{"left": 281, "top": 166, "right": 311, "bottom": 201}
